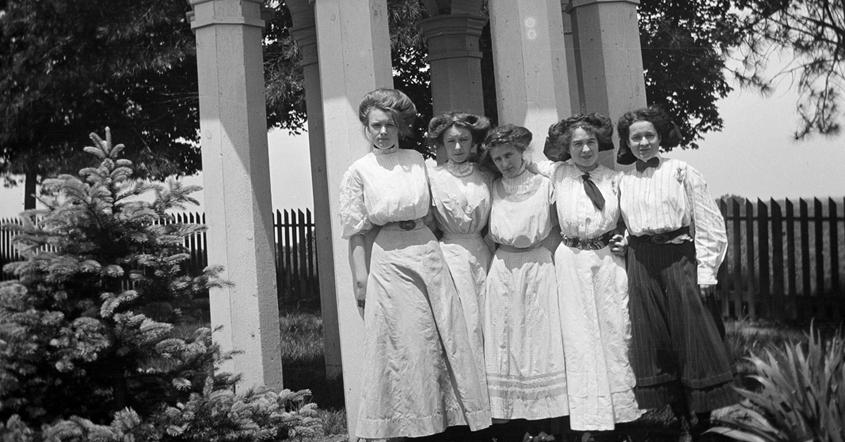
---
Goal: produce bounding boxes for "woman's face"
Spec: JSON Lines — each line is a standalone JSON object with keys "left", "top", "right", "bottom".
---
{"left": 628, "top": 120, "right": 661, "bottom": 161}
{"left": 489, "top": 144, "right": 524, "bottom": 178}
{"left": 443, "top": 125, "right": 472, "bottom": 164}
{"left": 568, "top": 127, "right": 599, "bottom": 169}
{"left": 365, "top": 108, "right": 400, "bottom": 152}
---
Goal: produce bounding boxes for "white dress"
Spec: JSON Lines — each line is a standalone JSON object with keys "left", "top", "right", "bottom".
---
{"left": 483, "top": 169, "right": 569, "bottom": 420}
{"left": 552, "top": 162, "right": 643, "bottom": 431}
{"left": 428, "top": 160, "right": 491, "bottom": 374}
{"left": 339, "top": 149, "right": 491, "bottom": 439}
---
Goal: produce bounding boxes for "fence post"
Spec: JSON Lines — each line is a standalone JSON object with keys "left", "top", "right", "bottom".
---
{"left": 757, "top": 199, "right": 770, "bottom": 318}
{"left": 731, "top": 199, "right": 743, "bottom": 318}
{"left": 770, "top": 198, "right": 785, "bottom": 321}
{"left": 275, "top": 210, "right": 284, "bottom": 308}
{"left": 745, "top": 199, "right": 756, "bottom": 319}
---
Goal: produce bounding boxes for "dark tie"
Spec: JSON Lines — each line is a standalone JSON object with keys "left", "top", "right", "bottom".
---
{"left": 581, "top": 173, "right": 605, "bottom": 211}
{"left": 635, "top": 157, "right": 660, "bottom": 172}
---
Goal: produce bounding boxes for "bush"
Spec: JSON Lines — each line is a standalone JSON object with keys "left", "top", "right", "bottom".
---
{"left": 0, "top": 129, "right": 322, "bottom": 440}
{"left": 709, "top": 325, "right": 845, "bottom": 441}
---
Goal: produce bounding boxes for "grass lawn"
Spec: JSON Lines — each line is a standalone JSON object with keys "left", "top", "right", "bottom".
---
{"left": 280, "top": 311, "right": 816, "bottom": 441}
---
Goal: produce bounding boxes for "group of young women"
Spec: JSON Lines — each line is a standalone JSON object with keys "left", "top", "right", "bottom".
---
{"left": 338, "top": 88, "right": 736, "bottom": 442}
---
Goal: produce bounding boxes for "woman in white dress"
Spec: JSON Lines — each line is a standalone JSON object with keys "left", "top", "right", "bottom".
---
{"left": 426, "top": 112, "right": 492, "bottom": 373}
{"left": 339, "top": 89, "right": 491, "bottom": 440}
{"left": 544, "top": 115, "right": 643, "bottom": 434}
{"left": 478, "top": 124, "right": 569, "bottom": 432}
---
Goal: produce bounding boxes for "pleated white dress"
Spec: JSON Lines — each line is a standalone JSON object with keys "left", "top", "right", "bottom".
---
{"left": 428, "top": 161, "right": 492, "bottom": 374}
{"left": 552, "top": 162, "right": 643, "bottom": 431}
{"left": 483, "top": 169, "right": 570, "bottom": 421}
{"left": 339, "top": 149, "right": 491, "bottom": 439}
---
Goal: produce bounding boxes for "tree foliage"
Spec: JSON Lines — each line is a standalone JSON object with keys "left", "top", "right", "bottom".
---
{"left": 0, "top": 128, "right": 322, "bottom": 440}
{"left": 4, "top": 0, "right": 836, "bottom": 193}
{"left": 0, "top": 128, "right": 219, "bottom": 424}
{"left": 0, "top": 0, "right": 304, "bottom": 192}
{"left": 732, "top": 0, "right": 845, "bottom": 139}
{"left": 637, "top": 0, "right": 744, "bottom": 149}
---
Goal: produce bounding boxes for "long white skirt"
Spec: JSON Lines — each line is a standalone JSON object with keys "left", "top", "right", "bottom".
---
{"left": 440, "top": 232, "right": 491, "bottom": 374}
{"left": 356, "top": 225, "right": 491, "bottom": 439}
{"left": 482, "top": 246, "right": 569, "bottom": 420}
{"left": 555, "top": 243, "right": 643, "bottom": 431}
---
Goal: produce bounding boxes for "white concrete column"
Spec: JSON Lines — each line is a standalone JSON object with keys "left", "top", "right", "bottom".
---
{"left": 188, "top": 0, "right": 282, "bottom": 389}
{"left": 419, "top": 12, "right": 487, "bottom": 162}
{"left": 561, "top": 1, "right": 584, "bottom": 114}
{"left": 488, "top": 0, "right": 573, "bottom": 161}
{"left": 313, "top": 0, "right": 392, "bottom": 437}
{"left": 287, "top": 0, "right": 343, "bottom": 381}
{"left": 570, "top": 0, "right": 647, "bottom": 168}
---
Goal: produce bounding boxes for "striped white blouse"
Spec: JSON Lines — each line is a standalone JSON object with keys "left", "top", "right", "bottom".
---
{"left": 618, "top": 156, "right": 727, "bottom": 285}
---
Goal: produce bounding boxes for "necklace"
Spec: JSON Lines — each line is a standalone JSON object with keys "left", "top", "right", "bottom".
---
{"left": 446, "top": 161, "right": 474, "bottom": 177}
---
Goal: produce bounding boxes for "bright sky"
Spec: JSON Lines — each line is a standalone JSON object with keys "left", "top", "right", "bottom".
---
{"left": 0, "top": 75, "right": 842, "bottom": 217}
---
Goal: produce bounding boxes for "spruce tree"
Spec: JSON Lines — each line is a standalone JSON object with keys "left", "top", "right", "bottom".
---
{"left": 0, "top": 128, "right": 221, "bottom": 424}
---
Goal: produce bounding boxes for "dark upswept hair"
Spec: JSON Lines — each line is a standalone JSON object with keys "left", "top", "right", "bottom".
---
{"left": 616, "top": 106, "right": 683, "bottom": 163}
{"left": 478, "top": 124, "right": 532, "bottom": 175}
{"left": 544, "top": 113, "right": 614, "bottom": 162}
{"left": 357, "top": 88, "right": 418, "bottom": 139}
{"left": 426, "top": 112, "right": 491, "bottom": 147}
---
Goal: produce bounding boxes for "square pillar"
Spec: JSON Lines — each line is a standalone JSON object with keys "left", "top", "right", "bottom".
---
{"left": 188, "top": 0, "right": 282, "bottom": 390}
{"left": 313, "top": 0, "right": 393, "bottom": 437}
{"left": 570, "top": 0, "right": 647, "bottom": 168}
{"left": 288, "top": 0, "right": 343, "bottom": 381}
{"left": 488, "top": 0, "right": 573, "bottom": 161}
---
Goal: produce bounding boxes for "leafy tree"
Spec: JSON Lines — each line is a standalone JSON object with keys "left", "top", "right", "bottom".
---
{"left": 731, "top": 0, "right": 844, "bottom": 139}
{"left": 0, "top": 0, "right": 304, "bottom": 209}
{"left": 637, "top": 0, "right": 744, "bottom": 149}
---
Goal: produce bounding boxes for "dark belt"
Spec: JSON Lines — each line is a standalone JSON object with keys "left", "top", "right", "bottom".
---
{"left": 630, "top": 226, "right": 690, "bottom": 244}
{"left": 561, "top": 230, "right": 617, "bottom": 250}
{"left": 382, "top": 218, "right": 423, "bottom": 231}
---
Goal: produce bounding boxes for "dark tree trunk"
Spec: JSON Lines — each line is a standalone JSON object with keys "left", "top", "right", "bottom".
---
{"left": 24, "top": 170, "right": 37, "bottom": 210}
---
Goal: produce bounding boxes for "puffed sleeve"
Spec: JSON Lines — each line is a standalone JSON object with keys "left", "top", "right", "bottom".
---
{"left": 339, "top": 166, "right": 373, "bottom": 239}
{"left": 683, "top": 164, "right": 727, "bottom": 285}
{"left": 533, "top": 159, "right": 559, "bottom": 178}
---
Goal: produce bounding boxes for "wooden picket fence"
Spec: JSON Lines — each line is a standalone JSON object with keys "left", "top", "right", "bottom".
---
{"left": 0, "top": 209, "right": 319, "bottom": 306}
{"left": 2, "top": 199, "right": 845, "bottom": 322}
{"left": 716, "top": 197, "right": 845, "bottom": 323}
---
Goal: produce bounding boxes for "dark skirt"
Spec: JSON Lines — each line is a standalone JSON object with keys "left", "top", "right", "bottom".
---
{"left": 626, "top": 238, "right": 737, "bottom": 413}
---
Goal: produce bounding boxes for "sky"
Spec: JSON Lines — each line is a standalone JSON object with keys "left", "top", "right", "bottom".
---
{"left": 0, "top": 72, "right": 842, "bottom": 217}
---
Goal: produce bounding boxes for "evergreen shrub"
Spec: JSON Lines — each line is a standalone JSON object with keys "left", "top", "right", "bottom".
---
{"left": 0, "top": 129, "right": 322, "bottom": 440}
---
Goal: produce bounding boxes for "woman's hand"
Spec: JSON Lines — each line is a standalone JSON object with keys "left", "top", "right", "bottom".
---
{"left": 349, "top": 234, "right": 368, "bottom": 310}
{"left": 609, "top": 234, "right": 627, "bottom": 256}
{"left": 353, "top": 269, "right": 368, "bottom": 308}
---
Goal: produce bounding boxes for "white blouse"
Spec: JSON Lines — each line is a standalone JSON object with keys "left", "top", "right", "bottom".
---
{"left": 339, "top": 149, "right": 430, "bottom": 239}
{"left": 489, "top": 170, "right": 554, "bottom": 249}
{"left": 553, "top": 161, "right": 621, "bottom": 240}
{"left": 618, "top": 156, "right": 727, "bottom": 285}
{"left": 427, "top": 161, "right": 491, "bottom": 236}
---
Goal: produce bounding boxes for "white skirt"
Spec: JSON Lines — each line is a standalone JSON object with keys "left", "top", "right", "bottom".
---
{"left": 482, "top": 246, "right": 569, "bottom": 420}
{"left": 440, "top": 232, "right": 491, "bottom": 374}
{"left": 356, "top": 225, "right": 491, "bottom": 439}
{"left": 555, "top": 243, "right": 643, "bottom": 431}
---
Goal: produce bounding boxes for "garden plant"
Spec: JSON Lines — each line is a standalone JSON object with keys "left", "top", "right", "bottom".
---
{"left": 0, "top": 129, "right": 322, "bottom": 440}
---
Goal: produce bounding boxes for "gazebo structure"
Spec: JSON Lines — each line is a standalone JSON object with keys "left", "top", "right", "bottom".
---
{"left": 187, "top": 0, "right": 646, "bottom": 437}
